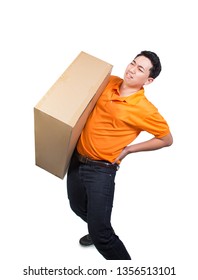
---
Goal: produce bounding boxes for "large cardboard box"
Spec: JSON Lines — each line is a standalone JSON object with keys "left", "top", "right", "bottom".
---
{"left": 34, "top": 52, "right": 112, "bottom": 179}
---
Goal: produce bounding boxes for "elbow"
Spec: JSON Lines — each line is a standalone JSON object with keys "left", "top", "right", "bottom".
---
{"left": 158, "top": 133, "right": 173, "bottom": 148}
{"left": 166, "top": 139, "right": 173, "bottom": 147}
{"left": 165, "top": 133, "right": 173, "bottom": 147}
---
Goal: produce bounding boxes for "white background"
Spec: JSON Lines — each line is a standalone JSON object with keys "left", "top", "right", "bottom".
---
{"left": 0, "top": 0, "right": 197, "bottom": 279}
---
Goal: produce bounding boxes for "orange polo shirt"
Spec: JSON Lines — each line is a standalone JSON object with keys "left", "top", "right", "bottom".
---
{"left": 77, "top": 75, "right": 170, "bottom": 163}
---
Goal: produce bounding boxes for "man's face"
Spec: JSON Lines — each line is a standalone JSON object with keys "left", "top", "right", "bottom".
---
{"left": 124, "top": 55, "right": 154, "bottom": 88}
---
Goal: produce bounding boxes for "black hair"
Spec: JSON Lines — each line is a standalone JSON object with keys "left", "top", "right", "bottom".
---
{"left": 135, "top": 50, "right": 162, "bottom": 79}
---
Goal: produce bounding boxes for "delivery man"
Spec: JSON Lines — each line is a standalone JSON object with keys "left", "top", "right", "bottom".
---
{"left": 67, "top": 50, "right": 173, "bottom": 260}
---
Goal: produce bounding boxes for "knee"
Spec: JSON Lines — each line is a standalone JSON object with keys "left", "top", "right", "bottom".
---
{"left": 69, "top": 200, "right": 87, "bottom": 222}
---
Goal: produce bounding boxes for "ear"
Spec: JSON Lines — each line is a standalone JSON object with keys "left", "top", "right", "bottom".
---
{"left": 144, "top": 77, "right": 154, "bottom": 85}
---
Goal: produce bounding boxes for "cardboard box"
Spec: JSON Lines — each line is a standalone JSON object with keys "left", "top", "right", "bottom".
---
{"left": 34, "top": 51, "right": 113, "bottom": 179}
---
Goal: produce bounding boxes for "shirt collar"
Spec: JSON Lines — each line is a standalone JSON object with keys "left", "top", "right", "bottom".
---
{"left": 111, "top": 81, "right": 145, "bottom": 104}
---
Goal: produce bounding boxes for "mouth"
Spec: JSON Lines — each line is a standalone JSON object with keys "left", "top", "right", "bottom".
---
{"left": 126, "top": 72, "right": 133, "bottom": 79}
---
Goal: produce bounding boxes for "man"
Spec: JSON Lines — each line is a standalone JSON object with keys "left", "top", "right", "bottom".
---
{"left": 67, "top": 51, "right": 173, "bottom": 260}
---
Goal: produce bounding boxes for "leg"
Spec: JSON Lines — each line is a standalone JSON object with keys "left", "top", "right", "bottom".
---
{"left": 81, "top": 164, "right": 131, "bottom": 260}
{"left": 67, "top": 154, "right": 87, "bottom": 222}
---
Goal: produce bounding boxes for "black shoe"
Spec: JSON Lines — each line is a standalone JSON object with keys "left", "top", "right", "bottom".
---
{"left": 79, "top": 234, "right": 93, "bottom": 246}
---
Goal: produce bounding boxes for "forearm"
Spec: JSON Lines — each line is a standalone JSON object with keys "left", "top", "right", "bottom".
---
{"left": 127, "top": 135, "right": 172, "bottom": 154}
{"left": 113, "top": 133, "right": 173, "bottom": 163}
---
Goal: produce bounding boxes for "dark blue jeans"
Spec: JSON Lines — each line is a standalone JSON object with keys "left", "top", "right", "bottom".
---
{"left": 67, "top": 153, "right": 131, "bottom": 260}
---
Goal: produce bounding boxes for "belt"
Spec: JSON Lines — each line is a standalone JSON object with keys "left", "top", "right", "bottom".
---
{"left": 75, "top": 152, "right": 119, "bottom": 171}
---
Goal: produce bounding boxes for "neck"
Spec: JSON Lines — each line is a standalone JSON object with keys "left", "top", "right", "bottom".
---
{"left": 119, "top": 83, "right": 141, "bottom": 97}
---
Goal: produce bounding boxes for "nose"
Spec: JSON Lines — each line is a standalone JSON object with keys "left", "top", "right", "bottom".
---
{"left": 129, "top": 64, "right": 136, "bottom": 74}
